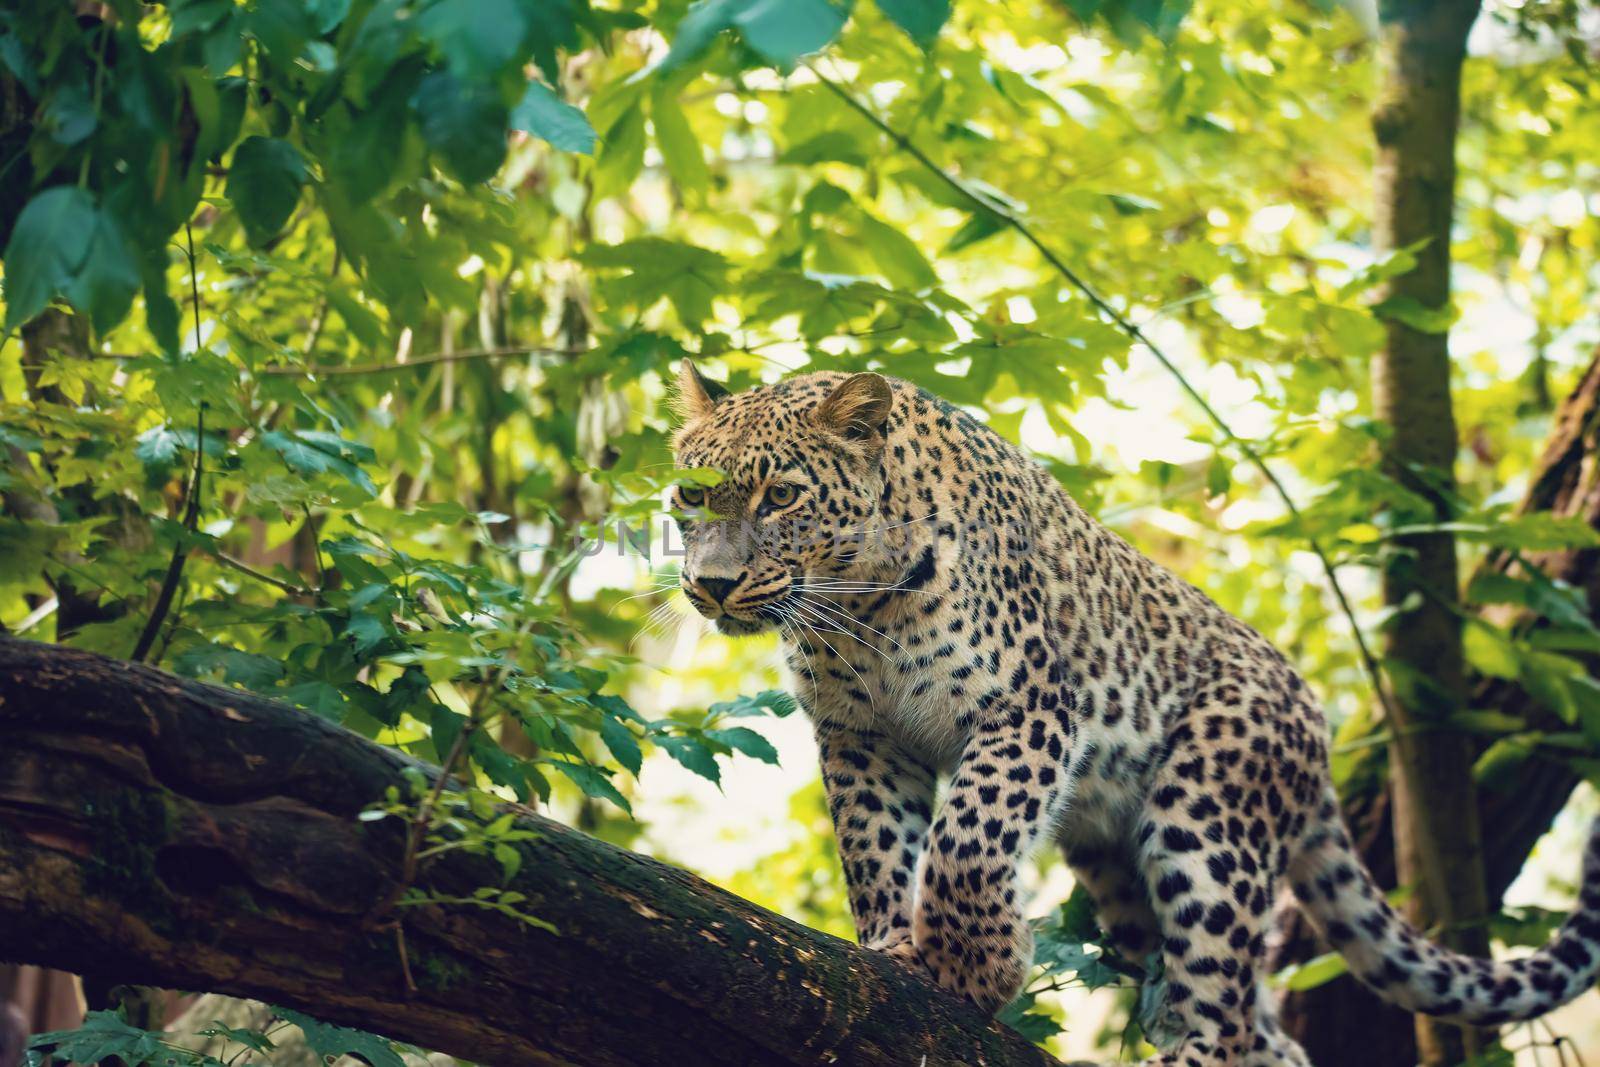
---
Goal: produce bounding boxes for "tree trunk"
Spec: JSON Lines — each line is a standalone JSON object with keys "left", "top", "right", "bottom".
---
{"left": 1276, "top": 349, "right": 1600, "bottom": 1062}
{"left": 0, "top": 637, "right": 1060, "bottom": 1067}
{"left": 1369, "top": 0, "right": 1486, "bottom": 1061}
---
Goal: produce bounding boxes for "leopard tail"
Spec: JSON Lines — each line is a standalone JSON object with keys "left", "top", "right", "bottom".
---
{"left": 1289, "top": 789, "right": 1600, "bottom": 1025}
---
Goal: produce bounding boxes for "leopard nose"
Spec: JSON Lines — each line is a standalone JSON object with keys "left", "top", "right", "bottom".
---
{"left": 696, "top": 576, "right": 740, "bottom": 604}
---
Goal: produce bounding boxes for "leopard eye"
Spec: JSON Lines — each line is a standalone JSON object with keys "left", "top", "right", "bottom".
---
{"left": 680, "top": 486, "right": 706, "bottom": 508}
{"left": 764, "top": 483, "right": 798, "bottom": 509}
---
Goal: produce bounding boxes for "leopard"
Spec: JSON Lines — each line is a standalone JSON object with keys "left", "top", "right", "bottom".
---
{"left": 668, "top": 362, "right": 1600, "bottom": 1066}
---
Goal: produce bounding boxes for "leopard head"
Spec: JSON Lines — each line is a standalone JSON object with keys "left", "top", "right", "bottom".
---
{"left": 669, "top": 363, "right": 894, "bottom": 636}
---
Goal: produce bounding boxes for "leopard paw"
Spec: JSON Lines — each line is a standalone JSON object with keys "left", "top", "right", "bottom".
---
{"left": 885, "top": 932, "right": 1029, "bottom": 1014}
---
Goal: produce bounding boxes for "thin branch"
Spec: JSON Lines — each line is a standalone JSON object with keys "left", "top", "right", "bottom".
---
{"left": 805, "top": 63, "right": 1396, "bottom": 724}
{"left": 185, "top": 220, "right": 204, "bottom": 350}
{"left": 301, "top": 248, "right": 341, "bottom": 362}
{"left": 205, "top": 549, "right": 315, "bottom": 597}
{"left": 258, "top": 345, "right": 588, "bottom": 377}
{"left": 130, "top": 405, "right": 204, "bottom": 663}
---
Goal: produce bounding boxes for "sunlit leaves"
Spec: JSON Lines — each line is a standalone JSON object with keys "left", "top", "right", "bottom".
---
{"left": 583, "top": 238, "right": 731, "bottom": 326}
{"left": 0, "top": 0, "right": 601, "bottom": 337}
{"left": 261, "top": 430, "right": 378, "bottom": 496}
{"left": 651, "top": 89, "right": 709, "bottom": 193}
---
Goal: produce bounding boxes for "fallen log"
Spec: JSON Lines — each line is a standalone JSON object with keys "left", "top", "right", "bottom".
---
{"left": 0, "top": 636, "right": 1058, "bottom": 1067}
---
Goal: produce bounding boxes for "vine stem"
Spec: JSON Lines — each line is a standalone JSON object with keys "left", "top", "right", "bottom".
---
{"left": 805, "top": 62, "right": 1395, "bottom": 723}
{"left": 131, "top": 223, "right": 211, "bottom": 664}
{"left": 375, "top": 623, "right": 534, "bottom": 993}
{"left": 130, "top": 406, "right": 203, "bottom": 662}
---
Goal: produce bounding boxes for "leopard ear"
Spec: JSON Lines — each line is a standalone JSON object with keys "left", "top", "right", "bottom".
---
{"left": 816, "top": 373, "right": 893, "bottom": 440}
{"left": 674, "top": 360, "right": 729, "bottom": 420}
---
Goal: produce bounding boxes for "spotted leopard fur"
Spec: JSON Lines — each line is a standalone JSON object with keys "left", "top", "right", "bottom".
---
{"left": 670, "top": 365, "right": 1600, "bottom": 1066}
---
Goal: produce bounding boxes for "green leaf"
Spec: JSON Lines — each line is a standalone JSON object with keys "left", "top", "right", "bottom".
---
{"left": 2, "top": 186, "right": 139, "bottom": 333}
{"left": 600, "top": 715, "right": 643, "bottom": 776}
{"left": 276, "top": 1009, "right": 405, "bottom": 1067}
{"left": 593, "top": 104, "right": 646, "bottom": 201}
{"left": 657, "top": 733, "right": 722, "bottom": 786}
{"left": 1275, "top": 950, "right": 1349, "bottom": 991}
{"left": 709, "top": 689, "right": 798, "bottom": 718}
{"left": 196, "top": 1022, "right": 277, "bottom": 1054}
{"left": 227, "top": 136, "right": 310, "bottom": 246}
{"left": 41, "top": 81, "right": 96, "bottom": 145}
{"left": 521, "top": 0, "right": 580, "bottom": 83}
{"left": 662, "top": 0, "right": 752, "bottom": 71}
{"left": 412, "top": 71, "right": 508, "bottom": 185}
{"left": 281, "top": 681, "right": 348, "bottom": 718}
{"left": 874, "top": 0, "right": 949, "bottom": 46}
{"left": 1371, "top": 295, "right": 1456, "bottom": 334}
{"left": 418, "top": 0, "right": 528, "bottom": 76}
{"left": 26, "top": 1011, "right": 167, "bottom": 1067}
{"left": 248, "top": 0, "right": 314, "bottom": 61}
{"left": 261, "top": 430, "right": 377, "bottom": 495}
{"left": 550, "top": 759, "right": 633, "bottom": 813}
{"left": 734, "top": 0, "right": 850, "bottom": 66}
{"left": 995, "top": 999, "right": 1062, "bottom": 1043}
{"left": 706, "top": 725, "right": 779, "bottom": 764}
{"left": 65, "top": 206, "right": 141, "bottom": 334}
{"left": 135, "top": 424, "right": 184, "bottom": 480}
{"left": 323, "top": 65, "right": 419, "bottom": 204}
{"left": 582, "top": 238, "right": 730, "bottom": 325}
{"left": 854, "top": 211, "right": 937, "bottom": 290}
{"left": 1475, "top": 734, "right": 1539, "bottom": 791}
{"left": 512, "top": 80, "right": 596, "bottom": 154}
{"left": 344, "top": 611, "right": 388, "bottom": 655}
{"left": 173, "top": 642, "right": 286, "bottom": 689}
{"left": 652, "top": 92, "right": 709, "bottom": 193}
{"left": 141, "top": 247, "right": 181, "bottom": 356}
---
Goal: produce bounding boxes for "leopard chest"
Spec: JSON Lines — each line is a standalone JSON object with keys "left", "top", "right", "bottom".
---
{"left": 781, "top": 589, "right": 1015, "bottom": 771}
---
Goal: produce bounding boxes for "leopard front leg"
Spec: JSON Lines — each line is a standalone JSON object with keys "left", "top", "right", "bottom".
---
{"left": 814, "top": 718, "right": 936, "bottom": 950}
{"left": 907, "top": 707, "right": 1075, "bottom": 1011}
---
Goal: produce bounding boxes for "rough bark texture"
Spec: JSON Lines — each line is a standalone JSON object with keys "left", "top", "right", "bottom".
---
{"left": 1369, "top": 0, "right": 1487, "bottom": 1061}
{"left": 0, "top": 637, "right": 1060, "bottom": 1067}
{"left": 1276, "top": 350, "right": 1600, "bottom": 1063}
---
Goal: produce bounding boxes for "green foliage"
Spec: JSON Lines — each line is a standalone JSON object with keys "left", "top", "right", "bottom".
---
{"left": 5, "top": 0, "right": 1600, "bottom": 1060}
{"left": 25, "top": 1008, "right": 406, "bottom": 1067}
{"left": 999, "top": 886, "right": 1149, "bottom": 1046}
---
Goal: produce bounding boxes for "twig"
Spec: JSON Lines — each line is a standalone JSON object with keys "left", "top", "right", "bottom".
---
{"left": 805, "top": 62, "right": 1397, "bottom": 723}
{"left": 301, "top": 505, "right": 328, "bottom": 590}
{"left": 257, "top": 345, "right": 588, "bottom": 377}
{"left": 13, "top": 596, "right": 57, "bottom": 635}
{"left": 130, "top": 405, "right": 204, "bottom": 662}
{"left": 301, "top": 249, "right": 340, "bottom": 361}
{"left": 185, "top": 220, "right": 203, "bottom": 349}
{"left": 206, "top": 549, "right": 315, "bottom": 597}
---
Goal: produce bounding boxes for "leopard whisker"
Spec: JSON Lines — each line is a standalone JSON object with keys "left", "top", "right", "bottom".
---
{"left": 793, "top": 618, "right": 877, "bottom": 711}
{"left": 794, "top": 593, "right": 905, "bottom": 654}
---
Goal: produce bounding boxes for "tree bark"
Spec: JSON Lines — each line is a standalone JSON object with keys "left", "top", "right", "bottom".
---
{"left": 1369, "top": 0, "right": 1486, "bottom": 1061}
{"left": 1276, "top": 349, "right": 1600, "bottom": 1062}
{"left": 0, "top": 637, "right": 1059, "bottom": 1067}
